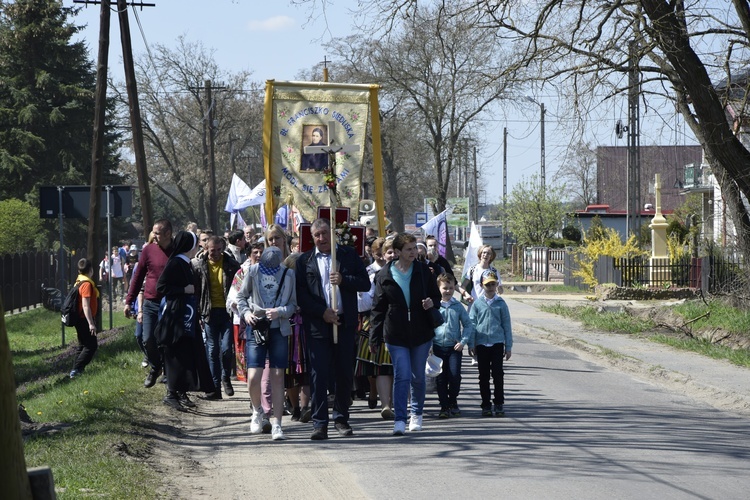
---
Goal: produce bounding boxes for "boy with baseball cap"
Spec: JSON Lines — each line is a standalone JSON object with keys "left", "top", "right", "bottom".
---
{"left": 468, "top": 269, "right": 513, "bottom": 417}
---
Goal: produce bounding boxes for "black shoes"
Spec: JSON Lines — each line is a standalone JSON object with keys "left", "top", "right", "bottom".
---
{"left": 222, "top": 378, "right": 234, "bottom": 397}
{"left": 310, "top": 427, "right": 328, "bottom": 440}
{"left": 334, "top": 420, "right": 353, "bottom": 437}
{"left": 201, "top": 391, "right": 222, "bottom": 400}
{"left": 299, "top": 406, "right": 312, "bottom": 423}
{"left": 163, "top": 393, "right": 185, "bottom": 412}
{"left": 291, "top": 407, "right": 301, "bottom": 422}
{"left": 144, "top": 368, "right": 160, "bottom": 388}
{"left": 178, "top": 392, "right": 196, "bottom": 408}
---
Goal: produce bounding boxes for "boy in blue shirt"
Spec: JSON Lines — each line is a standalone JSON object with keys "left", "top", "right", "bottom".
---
{"left": 433, "top": 274, "right": 475, "bottom": 418}
{"left": 468, "top": 269, "right": 512, "bottom": 417}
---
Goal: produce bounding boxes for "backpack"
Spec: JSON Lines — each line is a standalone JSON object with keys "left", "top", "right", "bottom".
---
{"left": 61, "top": 281, "right": 83, "bottom": 327}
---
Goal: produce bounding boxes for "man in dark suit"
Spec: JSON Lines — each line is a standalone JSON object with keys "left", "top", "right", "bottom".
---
{"left": 296, "top": 218, "right": 370, "bottom": 440}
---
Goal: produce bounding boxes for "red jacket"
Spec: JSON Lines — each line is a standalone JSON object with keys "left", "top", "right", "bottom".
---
{"left": 126, "top": 242, "right": 172, "bottom": 303}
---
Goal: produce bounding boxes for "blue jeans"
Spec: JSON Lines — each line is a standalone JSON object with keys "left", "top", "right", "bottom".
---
{"left": 141, "top": 299, "right": 163, "bottom": 370}
{"left": 245, "top": 327, "right": 288, "bottom": 369}
{"left": 203, "top": 308, "right": 233, "bottom": 388}
{"left": 433, "top": 344, "right": 463, "bottom": 409}
{"left": 387, "top": 340, "right": 432, "bottom": 423}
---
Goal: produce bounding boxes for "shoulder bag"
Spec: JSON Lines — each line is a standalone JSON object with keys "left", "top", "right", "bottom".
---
{"left": 252, "top": 268, "right": 288, "bottom": 346}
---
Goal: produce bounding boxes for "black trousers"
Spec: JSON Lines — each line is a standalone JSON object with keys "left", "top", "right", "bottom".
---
{"left": 305, "top": 326, "right": 356, "bottom": 429}
{"left": 72, "top": 316, "right": 98, "bottom": 372}
{"left": 475, "top": 343, "right": 505, "bottom": 408}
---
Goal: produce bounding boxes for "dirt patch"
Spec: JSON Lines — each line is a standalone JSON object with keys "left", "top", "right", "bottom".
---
{"left": 144, "top": 390, "right": 367, "bottom": 499}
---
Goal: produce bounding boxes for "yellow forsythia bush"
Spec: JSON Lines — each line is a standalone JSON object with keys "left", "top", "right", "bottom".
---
{"left": 572, "top": 226, "right": 647, "bottom": 289}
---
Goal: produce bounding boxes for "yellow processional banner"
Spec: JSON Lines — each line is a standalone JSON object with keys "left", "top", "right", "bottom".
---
{"left": 262, "top": 80, "right": 385, "bottom": 229}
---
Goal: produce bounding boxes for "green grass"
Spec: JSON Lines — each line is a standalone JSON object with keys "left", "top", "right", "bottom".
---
{"left": 540, "top": 301, "right": 750, "bottom": 368}
{"left": 7, "top": 307, "right": 163, "bottom": 499}
{"left": 672, "top": 300, "right": 750, "bottom": 334}
{"left": 541, "top": 303, "right": 655, "bottom": 334}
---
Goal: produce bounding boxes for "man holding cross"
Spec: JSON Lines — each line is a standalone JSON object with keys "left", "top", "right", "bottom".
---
{"left": 296, "top": 218, "right": 370, "bottom": 440}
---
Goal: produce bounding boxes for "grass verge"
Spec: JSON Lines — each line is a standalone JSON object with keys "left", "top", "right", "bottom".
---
{"left": 9, "top": 307, "right": 164, "bottom": 499}
{"left": 540, "top": 303, "right": 655, "bottom": 335}
{"left": 540, "top": 302, "right": 750, "bottom": 368}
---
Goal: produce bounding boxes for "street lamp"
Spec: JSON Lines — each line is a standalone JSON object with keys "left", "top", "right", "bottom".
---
{"left": 525, "top": 96, "right": 546, "bottom": 191}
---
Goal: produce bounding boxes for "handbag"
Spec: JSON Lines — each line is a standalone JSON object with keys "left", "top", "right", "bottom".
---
{"left": 421, "top": 264, "right": 445, "bottom": 329}
{"left": 155, "top": 295, "right": 197, "bottom": 346}
{"left": 251, "top": 268, "right": 288, "bottom": 346}
{"left": 252, "top": 317, "right": 271, "bottom": 346}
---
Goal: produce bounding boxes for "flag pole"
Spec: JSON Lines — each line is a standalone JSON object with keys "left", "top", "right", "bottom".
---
{"left": 328, "top": 150, "right": 339, "bottom": 344}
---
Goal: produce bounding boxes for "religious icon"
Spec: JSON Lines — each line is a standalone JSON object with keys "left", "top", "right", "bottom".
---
{"left": 300, "top": 124, "right": 329, "bottom": 172}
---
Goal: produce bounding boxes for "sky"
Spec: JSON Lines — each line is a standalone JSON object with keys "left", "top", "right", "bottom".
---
{"left": 71, "top": 0, "right": 697, "bottom": 209}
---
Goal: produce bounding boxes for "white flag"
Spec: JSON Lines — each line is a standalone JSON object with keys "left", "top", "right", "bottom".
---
{"left": 225, "top": 174, "right": 266, "bottom": 212}
{"left": 461, "top": 222, "right": 482, "bottom": 279}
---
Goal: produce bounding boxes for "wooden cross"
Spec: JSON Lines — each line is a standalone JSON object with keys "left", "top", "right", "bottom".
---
{"left": 304, "top": 120, "right": 361, "bottom": 343}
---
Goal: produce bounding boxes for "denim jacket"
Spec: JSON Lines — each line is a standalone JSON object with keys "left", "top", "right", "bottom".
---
{"left": 468, "top": 294, "right": 512, "bottom": 350}
{"left": 433, "top": 298, "right": 475, "bottom": 348}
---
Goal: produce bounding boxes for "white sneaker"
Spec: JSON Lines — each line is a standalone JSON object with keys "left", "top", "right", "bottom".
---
{"left": 250, "top": 409, "right": 263, "bottom": 434}
{"left": 409, "top": 415, "right": 423, "bottom": 432}
{"left": 392, "top": 421, "right": 406, "bottom": 436}
{"left": 271, "top": 424, "right": 286, "bottom": 441}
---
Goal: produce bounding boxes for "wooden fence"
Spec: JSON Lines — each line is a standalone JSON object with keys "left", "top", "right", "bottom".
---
{"left": 1, "top": 248, "right": 85, "bottom": 314}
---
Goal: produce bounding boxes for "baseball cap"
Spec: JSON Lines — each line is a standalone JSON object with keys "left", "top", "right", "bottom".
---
{"left": 129, "top": 244, "right": 137, "bottom": 251}
{"left": 481, "top": 269, "right": 499, "bottom": 285}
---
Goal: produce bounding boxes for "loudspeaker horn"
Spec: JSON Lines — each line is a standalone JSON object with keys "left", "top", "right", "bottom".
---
{"left": 359, "top": 199, "right": 375, "bottom": 214}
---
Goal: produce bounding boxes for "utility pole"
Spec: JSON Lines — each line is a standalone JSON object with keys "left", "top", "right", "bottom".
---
{"left": 540, "top": 102, "right": 546, "bottom": 192}
{"left": 472, "top": 144, "right": 478, "bottom": 224}
{"left": 118, "top": 0, "right": 155, "bottom": 234}
{"left": 86, "top": 0, "right": 110, "bottom": 265}
{"left": 503, "top": 127, "right": 508, "bottom": 258}
{"left": 77, "top": 0, "right": 155, "bottom": 238}
{"left": 627, "top": 40, "right": 642, "bottom": 239}
{"left": 525, "top": 96, "right": 546, "bottom": 191}
{"left": 198, "top": 80, "right": 227, "bottom": 232}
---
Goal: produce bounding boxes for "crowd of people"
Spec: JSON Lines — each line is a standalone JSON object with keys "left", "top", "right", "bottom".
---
{"left": 70, "top": 216, "right": 514, "bottom": 441}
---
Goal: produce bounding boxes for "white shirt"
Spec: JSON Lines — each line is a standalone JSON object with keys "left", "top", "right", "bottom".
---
{"left": 315, "top": 248, "right": 342, "bottom": 313}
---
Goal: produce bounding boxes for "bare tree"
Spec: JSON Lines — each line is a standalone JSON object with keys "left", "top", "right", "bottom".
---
{"left": 113, "top": 37, "right": 264, "bottom": 229}
{"left": 358, "top": 0, "right": 750, "bottom": 259}
{"left": 323, "top": 5, "right": 516, "bottom": 214}
{"left": 555, "top": 140, "right": 597, "bottom": 209}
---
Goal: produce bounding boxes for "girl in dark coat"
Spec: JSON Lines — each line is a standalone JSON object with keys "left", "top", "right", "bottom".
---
{"left": 156, "top": 230, "right": 214, "bottom": 410}
{"left": 370, "top": 233, "right": 441, "bottom": 435}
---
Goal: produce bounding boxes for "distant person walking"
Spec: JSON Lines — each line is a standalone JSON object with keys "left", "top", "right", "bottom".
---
{"left": 69, "top": 258, "right": 99, "bottom": 378}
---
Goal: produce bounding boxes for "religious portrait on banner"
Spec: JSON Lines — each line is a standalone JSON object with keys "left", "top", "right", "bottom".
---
{"left": 300, "top": 124, "right": 329, "bottom": 172}
{"left": 263, "top": 82, "right": 373, "bottom": 223}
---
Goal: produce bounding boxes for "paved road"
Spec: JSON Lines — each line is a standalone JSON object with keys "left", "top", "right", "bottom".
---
{"left": 156, "top": 296, "right": 750, "bottom": 499}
